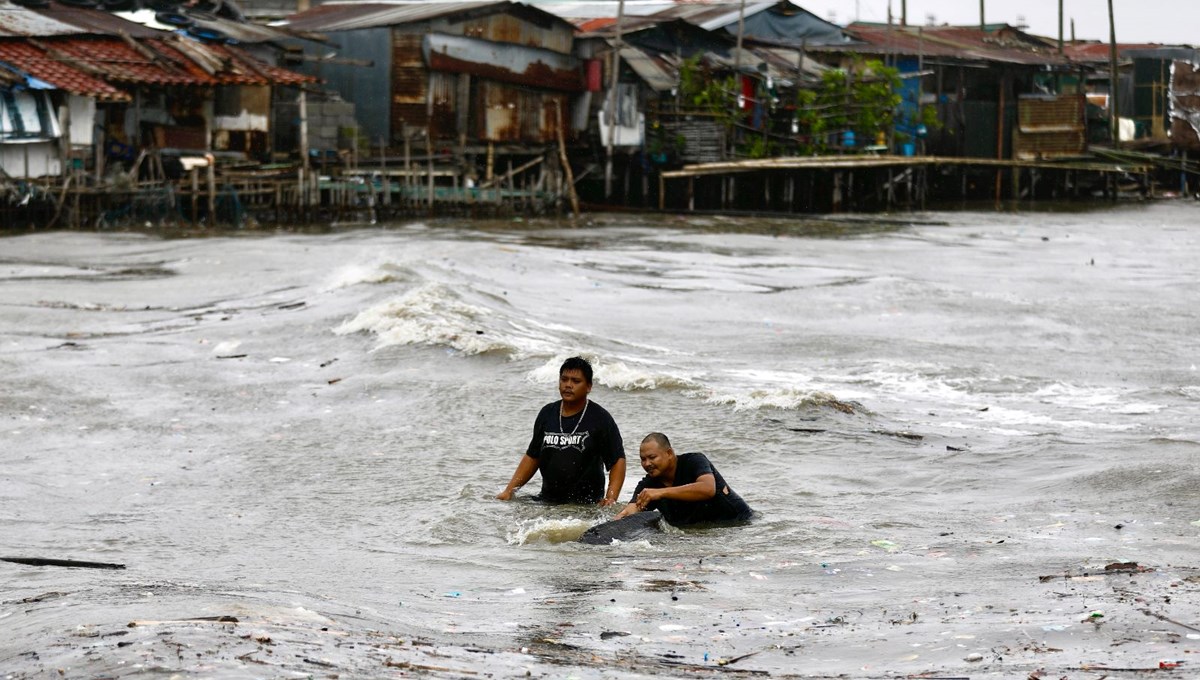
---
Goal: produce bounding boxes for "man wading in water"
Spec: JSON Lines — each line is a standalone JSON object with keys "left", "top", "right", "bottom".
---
{"left": 497, "top": 356, "right": 626, "bottom": 505}
{"left": 614, "top": 432, "right": 752, "bottom": 525}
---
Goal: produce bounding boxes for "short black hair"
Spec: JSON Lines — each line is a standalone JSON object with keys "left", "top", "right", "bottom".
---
{"left": 560, "top": 356, "right": 593, "bottom": 384}
{"left": 642, "top": 432, "right": 671, "bottom": 449}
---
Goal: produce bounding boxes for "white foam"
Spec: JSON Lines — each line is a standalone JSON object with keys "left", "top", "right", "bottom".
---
{"left": 322, "top": 259, "right": 412, "bottom": 291}
{"left": 528, "top": 355, "right": 698, "bottom": 392}
{"left": 505, "top": 516, "right": 592, "bottom": 545}
{"left": 702, "top": 386, "right": 854, "bottom": 412}
{"left": 334, "top": 283, "right": 520, "bottom": 355}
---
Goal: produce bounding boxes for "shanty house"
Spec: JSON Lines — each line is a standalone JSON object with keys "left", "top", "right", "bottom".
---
{"left": 280, "top": 1, "right": 584, "bottom": 147}
{"left": 810, "top": 23, "right": 1083, "bottom": 159}
{"left": 0, "top": 0, "right": 310, "bottom": 179}
{"left": 1065, "top": 43, "right": 1200, "bottom": 151}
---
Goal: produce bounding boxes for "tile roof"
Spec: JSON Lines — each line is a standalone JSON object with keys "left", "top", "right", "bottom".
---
{"left": 0, "top": 39, "right": 130, "bottom": 99}
{"left": 0, "top": 34, "right": 312, "bottom": 100}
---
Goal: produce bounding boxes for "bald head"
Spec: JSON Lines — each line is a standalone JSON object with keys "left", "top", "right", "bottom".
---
{"left": 641, "top": 432, "right": 671, "bottom": 449}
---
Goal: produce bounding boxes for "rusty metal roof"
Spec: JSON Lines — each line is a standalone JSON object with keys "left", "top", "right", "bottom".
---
{"left": 824, "top": 23, "right": 1075, "bottom": 67}
{"left": 1062, "top": 42, "right": 1178, "bottom": 63}
{"left": 281, "top": 1, "right": 569, "bottom": 34}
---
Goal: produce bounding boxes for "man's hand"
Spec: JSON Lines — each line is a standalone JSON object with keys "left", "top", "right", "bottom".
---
{"left": 496, "top": 489, "right": 515, "bottom": 501}
{"left": 635, "top": 487, "right": 662, "bottom": 510}
{"left": 597, "top": 496, "right": 618, "bottom": 508}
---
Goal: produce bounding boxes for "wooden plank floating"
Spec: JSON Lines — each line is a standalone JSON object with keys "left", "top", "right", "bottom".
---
{"left": 2, "top": 556, "right": 126, "bottom": 570}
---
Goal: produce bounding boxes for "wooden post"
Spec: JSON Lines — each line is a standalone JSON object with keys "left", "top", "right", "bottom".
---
{"left": 425, "top": 127, "right": 435, "bottom": 212}
{"left": 298, "top": 90, "right": 309, "bottom": 170}
{"left": 190, "top": 167, "right": 199, "bottom": 226}
{"left": 206, "top": 155, "right": 216, "bottom": 228}
{"left": 687, "top": 176, "right": 694, "bottom": 211}
{"left": 995, "top": 74, "right": 1006, "bottom": 206}
{"left": 658, "top": 174, "right": 665, "bottom": 210}
{"left": 832, "top": 171, "right": 842, "bottom": 212}
{"left": 486, "top": 141, "right": 494, "bottom": 183}
{"left": 554, "top": 100, "right": 580, "bottom": 219}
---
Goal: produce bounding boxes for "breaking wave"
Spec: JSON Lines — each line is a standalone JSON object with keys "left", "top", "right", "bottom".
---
{"left": 322, "top": 258, "right": 414, "bottom": 291}
{"left": 505, "top": 516, "right": 593, "bottom": 545}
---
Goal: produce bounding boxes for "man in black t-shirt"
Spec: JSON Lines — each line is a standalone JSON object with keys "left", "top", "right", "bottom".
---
{"left": 496, "top": 356, "right": 626, "bottom": 505}
{"left": 614, "top": 432, "right": 752, "bottom": 526}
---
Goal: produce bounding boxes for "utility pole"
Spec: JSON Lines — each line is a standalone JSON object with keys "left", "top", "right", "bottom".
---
{"left": 604, "top": 0, "right": 625, "bottom": 199}
{"left": 979, "top": 0, "right": 985, "bottom": 31}
{"left": 901, "top": 0, "right": 906, "bottom": 26}
{"left": 733, "top": 0, "right": 747, "bottom": 74}
{"left": 1108, "top": 0, "right": 1119, "bottom": 146}
{"left": 1058, "top": 0, "right": 1064, "bottom": 53}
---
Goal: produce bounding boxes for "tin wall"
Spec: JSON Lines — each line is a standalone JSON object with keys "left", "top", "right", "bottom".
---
{"left": 476, "top": 81, "right": 566, "bottom": 143}
{"left": 392, "top": 31, "right": 430, "bottom": 136}
{"left": 430, "top": 11, "right": 573, "bottom": 54}
{"left": 1170, "top": 60, "right": 1200, "bottom": 152}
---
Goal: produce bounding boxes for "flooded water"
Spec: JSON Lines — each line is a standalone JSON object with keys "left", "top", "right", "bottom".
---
{"left": 2, "top": 204, "right": 1199, "bottom": 679}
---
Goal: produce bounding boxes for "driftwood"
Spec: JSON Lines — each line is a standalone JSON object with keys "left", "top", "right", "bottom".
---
{"left": 1038, "top": 561, "right": 1152, "bottom": 582}
{"left": 2, "top": 556, "right": 125, "bottom": 570}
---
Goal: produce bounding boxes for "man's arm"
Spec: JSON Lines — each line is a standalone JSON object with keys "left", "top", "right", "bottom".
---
{"left": 635, "top": 473, "right": 716, "bottom": 508}
{"left": 599, "top": 458, "right": 626, "bottom": 507}
{"left": 496, "top": 454, "right": 539, "bottom": 500}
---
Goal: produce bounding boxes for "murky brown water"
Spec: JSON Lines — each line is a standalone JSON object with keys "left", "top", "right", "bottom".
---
{"left": 2, "top": 204, "right": 1199, "bottom": 678}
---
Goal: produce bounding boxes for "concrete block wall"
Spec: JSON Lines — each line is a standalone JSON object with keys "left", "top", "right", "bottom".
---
{"left": 272, "top": 96, "right": 362, "bottom": 156}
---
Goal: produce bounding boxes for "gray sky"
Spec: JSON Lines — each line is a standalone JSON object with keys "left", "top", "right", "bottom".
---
{"left": 813, "top": 1, "right": 1198, "bottom": 45}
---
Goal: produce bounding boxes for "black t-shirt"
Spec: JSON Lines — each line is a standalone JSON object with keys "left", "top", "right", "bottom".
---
{"left": 526, "top": 400, "right": 624, "bottom": 503}
{"left": 630, "top": 452, "right": 753, "bottom": 526}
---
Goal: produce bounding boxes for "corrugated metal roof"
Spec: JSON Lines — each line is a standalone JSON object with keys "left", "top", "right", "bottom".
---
{"left": 111, "top": 8, "right": 298, "bottom": 44}
{"left": 0, "top": 4, "right": 100, "bottom": 37}
{"left": 0, "top": 1, "right": 167, "bottom": 37}
{"left": 618, "top": 40, "right": 826, "bottom": 92}
{"left": 824, "top": 23, "right": 1075, "bottom": 67}
{"left": 282, "top": 1, "right": 527, "bottom": 33}
{"left": 619, "top": 46, "right": 676, "bottom": 91}
{"left": 1063, "top": 42, "right": 1183, "bottom": 63}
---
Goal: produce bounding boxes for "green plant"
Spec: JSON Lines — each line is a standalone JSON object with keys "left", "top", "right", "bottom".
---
{"left": 792, "top": 57, "right": 903, "bottom": 154}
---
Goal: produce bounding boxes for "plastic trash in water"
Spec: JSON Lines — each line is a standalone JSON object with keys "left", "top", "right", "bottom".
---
{"left": 871, "top": 540, "right": 898, "bottom": 552}
{"left": 444, "top": 591, "right": 462, "bottom": 598}
{"left": 1159, "top": 660, "right": 1184, "bottom": 669}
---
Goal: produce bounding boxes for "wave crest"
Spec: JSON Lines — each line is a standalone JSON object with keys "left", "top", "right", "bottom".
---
{"left": 506, "top": 516, "right": 593, "bottom": 545}
{"left": 333, "top": 283, "right": 517, "bottom": 355}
